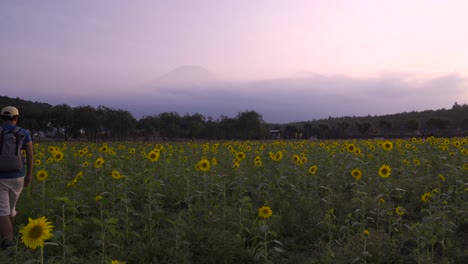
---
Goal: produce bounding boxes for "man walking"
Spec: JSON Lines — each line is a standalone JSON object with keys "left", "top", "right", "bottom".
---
{"left": 0, "top": 106, "right": 33, "bottom": 249}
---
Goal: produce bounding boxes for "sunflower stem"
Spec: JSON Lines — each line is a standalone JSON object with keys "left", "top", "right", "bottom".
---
{"left": 42, "top": 181, "right": 45, "bottom": 213}
{"left": 40, "top": 246, "right": 44, "bottom": 264}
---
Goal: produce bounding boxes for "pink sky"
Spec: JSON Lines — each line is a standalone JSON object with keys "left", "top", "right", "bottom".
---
{"left": 1, "top": 0, "right": 468, "bottom": 122}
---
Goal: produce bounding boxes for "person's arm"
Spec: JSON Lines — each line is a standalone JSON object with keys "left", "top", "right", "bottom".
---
{"left": 24, "top": 141, "right": 34, "bottom": 186}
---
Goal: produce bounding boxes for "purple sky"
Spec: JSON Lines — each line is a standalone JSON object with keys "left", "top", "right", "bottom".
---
{"left": 1, "top": 0, "right": 468, "bottom": 123}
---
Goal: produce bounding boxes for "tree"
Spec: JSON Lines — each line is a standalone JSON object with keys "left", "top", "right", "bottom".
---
{"left": 426, "top": 118, "right": 450, "bottom": 131}
{"left": 49, "top": 104, "right": 74, "bottom": 140}
{"left": 99, "top": 106, "right": 137, "bottom": 140}
{"left": 158, "top": 112, "right": 182, "bottom": 140}
{"left": 318, "top": 124, "right": 331, "bottom": 139}
{"left": 378, "top": 119, "right": 392, "bottom": 136}
{"left": 137, "top": 115, "right": 160, "bottom": 141}
{"left": 236, "top": 110, "right": 265, "bottom": 139}
{"left": 72, "top": 105, "right": 101, "bottom": 141}
{"left": 405, "top": 119, "right": 419, "bottom": 133}
{"left": 355, "top": 122, "right": 372, "bottom": 137}
{"left": 302, "top": 123, "right": 314, "bottom": 139}
{"left": 335, "top": 121, "right": 350, "bottom": 138}
{"left": 181, "top": 113, "right": 206, "bottom": 138}
{"left": 284, "top": 125, "right": 299, "bottom": 139}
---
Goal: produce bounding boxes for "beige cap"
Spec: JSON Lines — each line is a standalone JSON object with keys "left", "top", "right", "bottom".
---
{"left": 1, "top": 106, "right": 20, "bottom": 117}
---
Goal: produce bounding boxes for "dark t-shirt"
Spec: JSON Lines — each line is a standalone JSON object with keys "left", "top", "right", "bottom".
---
{"left": 0, "top": 123, "right": 32, "bottom": 179}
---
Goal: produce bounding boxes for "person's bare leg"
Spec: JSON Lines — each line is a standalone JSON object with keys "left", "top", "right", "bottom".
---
{"left": 0, "top": 215, "right": 13, "bottom": 242}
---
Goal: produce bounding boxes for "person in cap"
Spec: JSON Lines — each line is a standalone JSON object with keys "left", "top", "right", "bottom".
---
{"left": 0, "top": 106, "right": 33, "bottom": 249}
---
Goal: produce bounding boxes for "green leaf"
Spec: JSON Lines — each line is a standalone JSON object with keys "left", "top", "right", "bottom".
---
{"left": 69, "top": 256, "right": 84, "bottom": 263}
{"left": 90, "top": 217, "right": 102, "bottom": 226}
{"left": 106, "top": 217, "right": 119, "bottom": 225}
{"left": 273, "top": 246, "right": 286, "bottom": 253}
{"left": 272, "top": 239, "right": 284, "bottom": 246}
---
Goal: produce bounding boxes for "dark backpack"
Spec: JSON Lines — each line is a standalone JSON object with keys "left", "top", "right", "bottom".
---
{"left": 0, "top": 126, "right": 25, "bottom": 171}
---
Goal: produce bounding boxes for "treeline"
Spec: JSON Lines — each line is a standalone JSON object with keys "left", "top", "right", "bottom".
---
{"left": 287, "top": 102, "right": 468, "bottom": 139}
{"left": 1, "top": 96, "right": 468, "bottom": 141}
{"left": 0, "top": 96, "right": 267, "bottom": 141}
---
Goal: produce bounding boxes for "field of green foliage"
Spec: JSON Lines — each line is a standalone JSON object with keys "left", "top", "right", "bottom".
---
{"left": 1, "top": 137, "right": 467, "bottom": 263}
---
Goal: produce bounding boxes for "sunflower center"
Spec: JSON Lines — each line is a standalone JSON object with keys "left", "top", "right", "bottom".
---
{"left": 28, "top": 225, "right": 44, "bottom": 239}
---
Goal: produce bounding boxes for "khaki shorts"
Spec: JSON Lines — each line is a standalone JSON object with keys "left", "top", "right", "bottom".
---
{"left": 0, "top": 177, "right": 24, "bottom": 217}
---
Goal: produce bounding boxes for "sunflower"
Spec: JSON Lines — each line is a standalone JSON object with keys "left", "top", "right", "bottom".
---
{"left": 351, "top": 168, "right": 362, "bottom": 181}
{"left": 439, "top": 174, "right": 446, "bottom": 182}
{"left": 236, "top": 152, "right": 246, "bottom": 160}
{"left": 198, "top": 158, "right": 211, "bottom": 172}
{"left": 53, "top": 151, "right": 64, "bottom": 161}
{"left": 83, "top": 161, "right": 89, "bottom": 167}
{"left": 308, "top": 165, "right": 318, "bottom": 175}
{"left": 378, "top": 164, "right": 392, "bottom": 178}
{"left": 346, "top": 144, "right": 356, "bottom": 152}
{"left": 94, "top": 157, "right": 105, "bottom": 169}
{"left": 99, "top": 145, "right": 108, "bottom": 153}
{"left": 258, "top": 206, "right": 273, "bottom": 219}
{"left": 67, "top": 179, "right": 77, "bottom": 187}
{"left": 274, "top": 151, "right": 284, "bottom": 161}
{"left": 354, "top": 148, "right": 361, "bottom": 155}
{"left": 95, "top": 195, "right": 103, "bottom": 201}
{"left": 111, "top": 170, "right": 123, "bottom": 180}
{"left": 363, "top": 229, "right": 370, "bottom": 237}
{"left": 292, "top": 155, "right": 300, "bottom": 163}
{"left": 19, "top": 216, "right": 54, "bottom": 249}
{"left": 395, "top": 206, "right": 405, "bottom": 217}
{"left": 35, "top": 169, "right": 49, "bottom": 181}
{"left": 147, "top": 150, "right": 160, "bottom": 162}
{"left": 75, "top": 171, "right": 83, "bottom": 180}
{"left": 255, "top": 160, "right": 263, "bottom": 167}
{"left": 421, "top": 192, "right": 432, "bottom": 203}
{"left": 34, "top": 159, "right": 42, "bottom": 166}
{"left": 382, "top": 141, "right": 393, "bottom": 150}
{"left": 463, "top": 163, "right": 468, "bottom": 170}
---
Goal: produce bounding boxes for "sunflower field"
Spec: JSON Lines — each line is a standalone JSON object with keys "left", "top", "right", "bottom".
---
{"left": 1, "top": 137, "right": 467, "bottom": 263}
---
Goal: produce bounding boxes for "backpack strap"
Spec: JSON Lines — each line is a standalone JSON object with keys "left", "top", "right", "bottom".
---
{"left": 12, "top": 127, "right": 22, "bottom": 155}
{"left": 0, "top": 127, "right": 4, "bottom": 155}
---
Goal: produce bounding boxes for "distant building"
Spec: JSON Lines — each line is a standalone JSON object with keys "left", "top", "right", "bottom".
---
{"left": 269, "top": 129, "right": 281, "bottom": 139}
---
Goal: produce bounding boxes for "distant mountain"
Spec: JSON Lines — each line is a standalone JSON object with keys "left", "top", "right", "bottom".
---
{"left": 152, "top": 65, "right": 222, "bottom": 87}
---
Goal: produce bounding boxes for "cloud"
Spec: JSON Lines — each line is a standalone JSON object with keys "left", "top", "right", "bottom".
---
{"left": 124, "top": 72, "right": 467, "bottom": 123}
{"left": 3, "top": 72, "right": 467, "bottom": 124}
